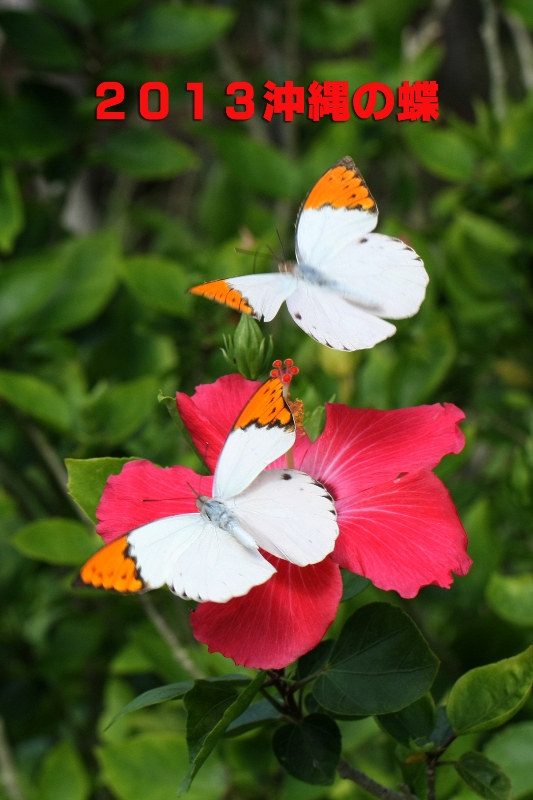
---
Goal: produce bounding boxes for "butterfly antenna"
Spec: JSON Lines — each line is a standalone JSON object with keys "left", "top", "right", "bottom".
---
{"left": 187, "top": 481, "right": 201, "bottom": 499}
{"left": 199, "top": 441, "right": 209, "bottom": 494}
{"left": 276, "top": 228, "right": 287, "bottom": 261}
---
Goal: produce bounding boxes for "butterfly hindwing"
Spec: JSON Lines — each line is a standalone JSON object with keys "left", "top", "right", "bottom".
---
{"left": 213, "top": 377, "right": 296, "bottom": 500}
{"left": 227, "top": 469, "right": 339, "bottom": 567}
{"left": 74, "top": 535, "right": 147, "bottom": 593}
{"left": 287, "top": 281, "right": 396, "bottom": 351}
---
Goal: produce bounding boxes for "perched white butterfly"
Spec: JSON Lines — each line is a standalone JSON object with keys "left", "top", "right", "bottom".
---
{"left": 190, "top": 156, "right": 429, "bottom": 351}
{"left": 75, "top": 377, "right": 339, "bottom": 603}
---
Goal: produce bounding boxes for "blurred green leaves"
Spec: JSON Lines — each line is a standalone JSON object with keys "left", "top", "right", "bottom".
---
{"left": 39, "top": 740, "right": 91, "bottom": 800}
{"left": 0, "top": 11, "right": 82, "bottom": 70}
{"left": 121, "top": 255, "right": 192, "bottom": 317}
{"left": 113, "top": 3, "right": 235, "bottom": 55}
{"left": 0, "top": 167, "right": 23, "bottom": 254}
{"left": 11, "top": 518, "right": 99, "bottom": 565}
{"left": 94, "top": 128, "right": 199, "bottom": 180}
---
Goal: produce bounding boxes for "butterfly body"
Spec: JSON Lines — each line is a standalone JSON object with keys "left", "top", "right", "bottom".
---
{"left": 190, "top": 157, "right": 429, "bottom": 351}
{"left": 196, "top": 495, "right": 259, "bottom": 551}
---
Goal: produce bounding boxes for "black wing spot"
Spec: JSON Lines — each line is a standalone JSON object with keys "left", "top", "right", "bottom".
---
{"left": 360, "top": 237, "right": 368, "bottom": 243}
{"left": 282, "top": 473, "right": 292, "bottom": 480}
{"left": 295, "top": 312, "right": 302, "bottom": 320}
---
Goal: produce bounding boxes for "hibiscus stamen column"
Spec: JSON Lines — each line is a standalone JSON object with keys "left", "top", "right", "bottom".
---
{"left": 270, "top": 359, "right": 300, "bottom": 469}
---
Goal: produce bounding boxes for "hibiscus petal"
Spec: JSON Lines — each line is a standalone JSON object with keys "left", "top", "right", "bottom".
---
{"left": 191, "top": 554, "right": 342, "bottom": 669}
{"left": 300, "top": 402, "right": 465, "bottom": 496}
{"left": 177, "top": 373, "right": 310, "bottom": 473}
{"left": 177, "top": 375, "right": 261, "bottom": 471}
{"left": 96, "top": 460, "right": 212, "bottom": 543}
{"left": 332, "top": 469, "right": 472, "bottom": 598}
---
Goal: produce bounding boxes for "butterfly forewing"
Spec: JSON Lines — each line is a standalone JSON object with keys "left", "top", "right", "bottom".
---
{"left": 213, "top": 377, "right": 296, "bottom": 500}
{"left": 189, "top": 273, "right": 296, "bottom": 321}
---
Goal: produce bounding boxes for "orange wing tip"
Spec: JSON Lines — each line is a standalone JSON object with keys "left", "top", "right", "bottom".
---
{"left": 189, "top": 280, "right": 255, "bottom": 316}
{"left": 74, "top": 535, "right": 146, "bottom": 594}
{"left": 303, "top": 158, "right": 377, "bottom": 213}
{"left": 233, "top": 377, "right": 295, "bottom": 432}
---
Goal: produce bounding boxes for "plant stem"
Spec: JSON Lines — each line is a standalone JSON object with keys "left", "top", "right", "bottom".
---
{"left": 0, "top": 718, "right": 25, "bottom": 800}
{"left": 22, "top": 420, "right": 92, "bottom": 525}
{"left": 338, "top": 759, "right": 418, "bottom": 800}
{"left": 426, "top": 756, "right": 437, "bottom": 800}
{"left": 480, "top": 0, "right": 507, "bottom": 121}
{"left": 141, "top": 596, "right": 205, "bottom": 679}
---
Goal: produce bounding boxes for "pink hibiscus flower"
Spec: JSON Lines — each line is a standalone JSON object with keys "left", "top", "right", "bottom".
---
{"left": 96, "top": 374, "right": 471, "bottom": 670}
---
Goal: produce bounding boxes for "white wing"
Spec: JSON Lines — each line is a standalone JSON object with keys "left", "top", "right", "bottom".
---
{"left": 190, "top": 273, "right": 297, "bottom": 321}
{"left": 314, "top": 233, "right": 429, "bottom": 319}
{"left": 287, "top": 281, "right": 396, "bottom": 351}
{"left": 226, "top": 469, "right": 339, "bottom": 566}
{"left": 128, "top": 513, "right": 275, "bottom": 603}
{"left": 214, "top": 378, "right": 295, "bottom": 500}
{"left": 296, "top": 205, "right": 378, "bottom": 266}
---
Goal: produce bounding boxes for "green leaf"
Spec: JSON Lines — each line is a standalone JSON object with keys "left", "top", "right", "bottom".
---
{"left": 180, "top": 672, "right": 265, "bottom": 793}
{"left": 94, "top": 128, "right": 199, "bottom": 180}
{"left": 116, "top": 3, "right": 235, "bottom": 55}
{"left": 377, "top": 694, "right": 436, "bottom": 748}
{"left": 0, "top": 11, "right": 82, "bottom": 69}
{"left": 485, "top": 721, "right": 533, "bottom": 799}
{"left": 39, "top": 741, "right": 90, "bottom": 800}
{"left": 405, "top": 125, "right": 477, "bottom": 182}
{"left": 486, "top": 573, "right": 533, "bottom": 626}
{"left": 447, "top": 646, "right": 533, "bottom": 734}
{"left": 296, "top": 640, "right": 335, "bottom": 681}
{"left": 0, "top": 370, "right": 71, "bottom": 432}
{"left": 106, "top": 681, "right": 194, "bottom": 729}
{"left": 11, "top": 518, "right": 99, "bottom": 566}
{"left": 504, "top": 0, "right": 533, "bottom": 29}
{"left": 224, "top": 699, "right": 281, "bottom": 737}
{"left": 0, "top": 166, "right": 23, "bottom": 254}
{"left": 455, "top": 751, "right": 512, "bottom": 800}
{"left": 85, "top": 0, "right": 141, "bottom": 23}
{"left": 304, "top": 404, "right": 326, "bottom": 442}
{"left": 0, "top": 92, "right": 70, "bottom": 160}
{"left": 29, "top": 231, "right": 119, "bottom": 333}
{"left": 273, "top": 714, "right": 341, "bottom": 786}
{"left": 0, "top": 253, "right": 64, "bottom": 343}
{"left": 313, "top": 603, "right": 439, "bottom": 716}
{"left": 209, "top": 130, "right": 300, "bottom": 200}
{"left": 114, "top": 3, "right": 235, "bottom": 55}
{"left": 341, "top": 570, "right": 370, "bottom": 601}
{"left": 121, "top": 255, "right": 191, "bottom": 317}
{"left": 40, "top": 0, "right": 92, "bottom": 28}
{"left": 66, "top": 457, "right": 139, "bottom": 524}
{"left": 428, "top": 706, "right": 454, "bottom": 748}
{"left": 301, "top": 1, "right": 371, "bottom": 52}
{"left": 394, "top": 316, "right": 456, "bottom": 406}
{"left": 97, "top": 733, "right": 226, "bottom": 800}
{"left": 82, "top": 376, "right": 159, "bottom": 445}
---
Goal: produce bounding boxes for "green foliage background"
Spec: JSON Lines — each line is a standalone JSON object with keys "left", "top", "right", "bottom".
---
{"left": 1, "top": 0, "right": 533, "bottom": 798}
